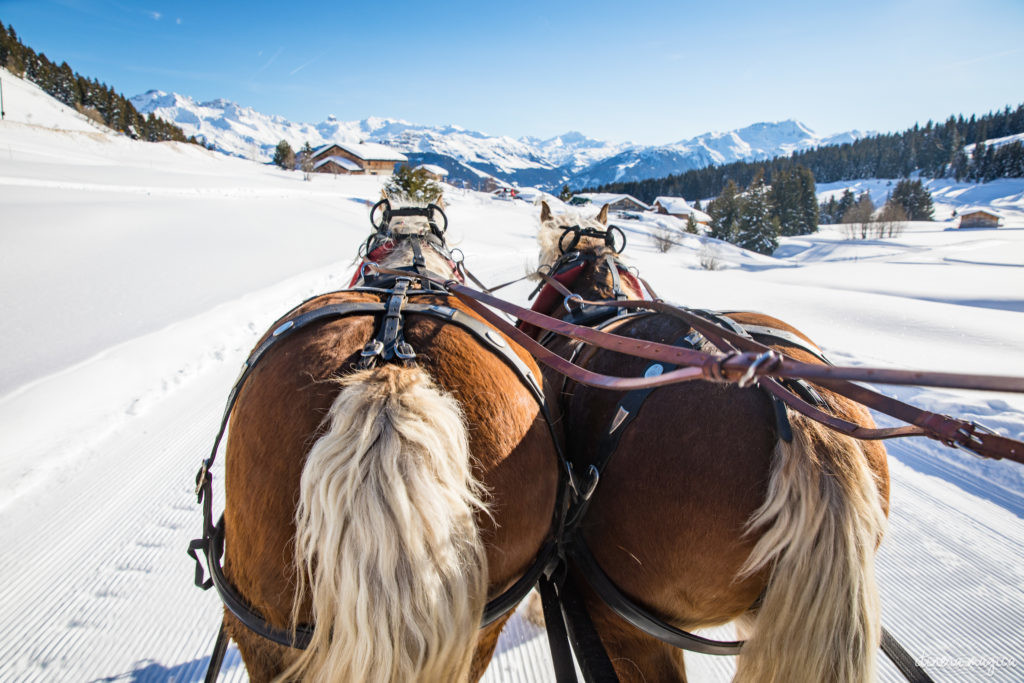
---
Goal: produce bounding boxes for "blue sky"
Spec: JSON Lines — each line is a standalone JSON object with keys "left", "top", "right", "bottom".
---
{"left": 2, "top": 0, "right": 1023, "bottom": 144}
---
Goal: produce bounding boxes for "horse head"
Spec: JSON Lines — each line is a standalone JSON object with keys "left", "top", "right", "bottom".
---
{"left": 352, "top": 198, "right": 460, "bottom": 287}
{"left": 531, "top": 200, "right": 643, "bottom": 327}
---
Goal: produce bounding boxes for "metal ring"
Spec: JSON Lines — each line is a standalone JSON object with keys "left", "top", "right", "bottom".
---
{"left": 563, "top": 293, "right": 584, "bottom": 313}
{"left": 360, "top": 262, "right": 380, "bottom": 279}
{"left": 738, "top": 351, "right": 779, "bottom": 389}
{"left": 449, "top": 247, "right": 465, "bottom": 265}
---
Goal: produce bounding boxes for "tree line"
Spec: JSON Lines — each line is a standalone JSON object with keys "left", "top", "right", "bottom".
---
{"left": 703, "top": 166, "right": 819, "bottom": 255}
{"left": 591, "top": 102, "right": 1024, "bottom": 203}
{"left": 1, "top": 19, "right": 197, "bottom": 144}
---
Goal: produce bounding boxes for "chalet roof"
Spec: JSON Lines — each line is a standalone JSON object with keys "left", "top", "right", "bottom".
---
{"left": 573, "top": 192, "right": 651, "bottom": 210}
{"left": 414, "top": 163, "right": 449, "bottom": 177}
{"left": 958, "top": 207, "right": 1003, "bottom": 218}
{"left": 652, "top": 196, "right": 690, "bottom": 213}
{"left": 311, "top": 141, "right": 407, "bottom": 162}
{"left": 314, "top": 156, "right": 362, "bottom": 171}
{"left": 652, "top": 196, "right": 711, "bottom": 222}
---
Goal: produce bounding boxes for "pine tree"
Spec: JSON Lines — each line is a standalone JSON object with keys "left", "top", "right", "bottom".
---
{"left": 735, "top": 172, "right": 779, "bottom": 255}
{"left": 685, "top": 213, "right": 699, "bottom": 234}
{"left": 796, "top": 166, "right": 819, "bottom": 234}
{"left": 558, "top": 184, "right": 573, "bottom": 202}
{"left": 707, "top": 179, "right": 742, "bottom": 242}
{"left": 890, "top": 179, "right": 934, "bottom": 220}
{"left": 298, "top": 141, "right": 315, "bottom": 180}
{"left": 385, "top": 164, "right": 443, "bottom": 204}
{"left": 836, "top": 189, "right": 856, "bottom": 222}
{"left": 273, "top": 140, "right": 295, "bottom": 169}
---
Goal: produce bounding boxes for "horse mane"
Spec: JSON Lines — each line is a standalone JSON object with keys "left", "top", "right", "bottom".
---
{"left": 373, "top": 198, "right": 454, "bottom": 276}
{"left": 537, "top": 209, "right": 621, "bottom": 268}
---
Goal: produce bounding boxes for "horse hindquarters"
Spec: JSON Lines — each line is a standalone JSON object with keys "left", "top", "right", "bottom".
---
{"left": 734, "top": 413, "right": 888, "bottom": 683}
{"left": 282, "top": 364, "right": 488, "bottom": 683}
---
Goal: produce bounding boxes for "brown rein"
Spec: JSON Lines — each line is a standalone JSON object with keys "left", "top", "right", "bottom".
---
{"left": 365, "top": 264, "right": 1024, "bottom": 464}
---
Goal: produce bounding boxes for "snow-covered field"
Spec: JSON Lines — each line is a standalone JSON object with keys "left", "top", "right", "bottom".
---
{"left": 2, "top": 71, "right": 1023, "bottom": 682}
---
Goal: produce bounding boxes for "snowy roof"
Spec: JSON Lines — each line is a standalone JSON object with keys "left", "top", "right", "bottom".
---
{"left": 652, "top": 196, "right": 690, "bottom": 213}
{"left": 314, "top": 156, "right": 362, "bottom": 171}
{"left": 574, "top": 193, "right": 651, "bottom": 210}
{"left": 414, "top": 163, "right": 449, "bottom": 177}
{"left": 652, "top": 196, "right": 711, "bottom": 222}
{"left": 312, "top": 141, "right": 407, "bottom": 162}
{"left": 958, "top": 207, "right": 1003, "bottom": 218}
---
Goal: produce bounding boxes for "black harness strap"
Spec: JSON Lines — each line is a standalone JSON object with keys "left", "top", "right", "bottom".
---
{"left": 204, "top": 620, "right": 231, "bottom": 683}
{"left": 881, "top": 627, "right": 935, "bottom": 682}
{"left": 190, "top": 291, "right": 563, "bottom": 656}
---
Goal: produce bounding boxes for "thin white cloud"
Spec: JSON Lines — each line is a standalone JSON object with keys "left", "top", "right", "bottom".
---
{"left": 952, "top": 48, "right": 1022, "bottom": 68}
{"left": 253, "top": 47, "right": 285, "bottom": 78}
{"left": 150, "top": 11, "right": 161, "bottom": 20}
{"left": 289, "top": 51, "right": 328, "bottom": 76}
{"left": 176, "top": 17, "right": 182, "bottom": 25}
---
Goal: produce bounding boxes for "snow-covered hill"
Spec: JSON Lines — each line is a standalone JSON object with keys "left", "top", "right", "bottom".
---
{"left": 130, "top": 89, "right": 865, "bottom": 190}
{"left": 4, "top": 69, "right": 1024, "bottom": 683}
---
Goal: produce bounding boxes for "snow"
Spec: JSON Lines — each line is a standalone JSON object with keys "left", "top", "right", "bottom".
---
{"left": 129, "top": 88, "right": 869, "bottom": 190}
{"left": 415, "top": 163, "right": 450, "bottom": 177}
{"left": 2, "top": 76, "right": 1024, "bottom": 682}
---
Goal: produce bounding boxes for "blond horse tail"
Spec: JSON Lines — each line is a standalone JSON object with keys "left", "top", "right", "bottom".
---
{"left": 734, "top": 413, "right": 887, "bottom": 683}
{"left": 281, "top": 365, "right": 488, "bottom": 683}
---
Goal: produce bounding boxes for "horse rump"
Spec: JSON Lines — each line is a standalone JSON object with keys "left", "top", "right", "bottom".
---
{"left": 282, "top": 364, "right": 488, "bottom": 683}
{"left": 735, "top": 411, "right": 888, "bottom": 683}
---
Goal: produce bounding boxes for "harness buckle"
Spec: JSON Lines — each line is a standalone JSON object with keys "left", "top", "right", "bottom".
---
{"left": 361, "top": 339, "right": 384, "bottom": 358}
{"left": 194, "top": 462, "right": 210, "bottom": 502}
{"left": 394, "top": 342, "right": 416, "bottom": 360}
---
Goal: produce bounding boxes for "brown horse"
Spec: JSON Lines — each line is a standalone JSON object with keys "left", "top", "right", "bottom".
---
{"left": 531, "top": 202, "right": 891, "bottom": 682}
{"left": 219, "top": 209, "right": 559, "bottom": 682}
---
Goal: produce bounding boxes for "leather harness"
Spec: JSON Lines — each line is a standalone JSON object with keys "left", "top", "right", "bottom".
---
{"left": 190, "top": 214, "right": 968, "bottom": 682}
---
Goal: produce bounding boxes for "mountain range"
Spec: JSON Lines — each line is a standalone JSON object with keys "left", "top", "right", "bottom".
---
{"left": 130, "top": 90, "right": 867, "bottom": 190}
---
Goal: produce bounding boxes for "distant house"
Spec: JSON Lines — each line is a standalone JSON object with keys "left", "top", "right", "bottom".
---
{"left": 651, "top": 196, "right": 712, "bottom": 225}
{"left": 414, "top": 164, "right": 449, "bottom": 181}
{"left": 571, "top": 193, "right": 651, "bottom": 213}
{"left": 310, "top": 142, "right": 407, "bottom": 175}
{"left": 313, "top": 156, "right": 363, "bottom": 175}
{"left": 958, "top": 208, "right": 1003, "bottom": 229}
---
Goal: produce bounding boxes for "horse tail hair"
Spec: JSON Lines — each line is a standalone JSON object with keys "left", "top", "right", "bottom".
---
{"left": 734, "top": 412, "right": 887, "bottom": 683}
{"left": 281, "top": 364, "right": 488, "bottom": 683}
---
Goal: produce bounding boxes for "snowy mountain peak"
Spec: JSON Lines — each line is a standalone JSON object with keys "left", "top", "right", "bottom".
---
{"left": 130, "top": 90, "right": 867, "bottom": 190}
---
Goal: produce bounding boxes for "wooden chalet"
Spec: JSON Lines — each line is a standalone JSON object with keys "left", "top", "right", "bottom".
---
{"left": 958, "top": 208, "right": 1003, "bottom": 229}
{"left": 572, "top": 193, "right": 651, "bottom": 213}
{"left": 414, "top": 164, "right": 450, "bottom": 181}
{"left": 651, "top": 196, "right": 712, "bottom": 225}
{"left": 310, "top": 142, "right": 407, "bottom": 175}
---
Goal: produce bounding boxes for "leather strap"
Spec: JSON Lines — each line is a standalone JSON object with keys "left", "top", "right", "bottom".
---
{"left": 190, "top": 292, "right": 566, "bottom": 650}
{"left": 203, "top": 620, "right": 231, "bottom": 683}
{"left": 881, "top": 627, "right": 936, "bottom": 682}
{"left": 569, "top": 538, "right": 745, "bottom": 656}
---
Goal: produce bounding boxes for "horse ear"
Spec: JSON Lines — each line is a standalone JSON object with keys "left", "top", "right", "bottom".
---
{"left": 540, "top": 200, "right": 552, "bottom": 223}
{"left": 596, "top": 203, "right": 609, "bottom": 225}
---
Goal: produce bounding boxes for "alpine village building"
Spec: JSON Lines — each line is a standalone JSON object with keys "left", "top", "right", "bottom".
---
{"left": 311, "top": 142, "right": 407, "bottom": 176}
